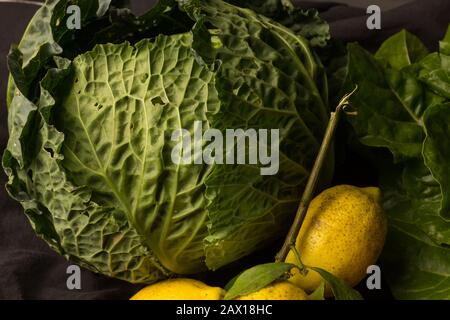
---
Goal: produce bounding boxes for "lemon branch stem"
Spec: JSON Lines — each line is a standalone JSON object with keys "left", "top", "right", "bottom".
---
{"left": 290, "top": 244, "right": 308, "bottom": 275}
{"left": 275, "top": 87, "right": 358, "bottom": 263}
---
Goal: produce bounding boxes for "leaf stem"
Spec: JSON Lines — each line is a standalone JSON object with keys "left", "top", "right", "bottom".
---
{"left": 275, "top": 87, "right": 358, "bottom": 262}
{"left": 290, "top": 244, "right": 308, "bottom": 275}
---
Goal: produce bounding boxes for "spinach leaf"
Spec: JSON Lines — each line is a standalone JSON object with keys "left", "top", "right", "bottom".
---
{"left": 344, "top": 25, "right": 450, "bottom": 299}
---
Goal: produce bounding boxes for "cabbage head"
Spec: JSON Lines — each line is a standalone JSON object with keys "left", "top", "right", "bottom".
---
{"left": 3, "top": 0, "right": 332, "bottom": 282}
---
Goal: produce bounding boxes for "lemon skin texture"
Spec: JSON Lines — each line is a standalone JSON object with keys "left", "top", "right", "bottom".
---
{"left": 130, "top": 278, "right": 225, "bottom": 300}
{"left": 236, "top": 281, "right": 309, "bottom": 300}
{"left": 286, "top": 185, "right": 387, "bottom": 292}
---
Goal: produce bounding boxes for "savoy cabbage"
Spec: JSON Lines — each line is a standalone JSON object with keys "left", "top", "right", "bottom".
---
{"left": 3, "top": 0, "right": 331, "bottom": 282}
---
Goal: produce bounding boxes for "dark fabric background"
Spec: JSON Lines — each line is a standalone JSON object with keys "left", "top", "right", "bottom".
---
{"left": 0, "top": 0, "right": 449, "bottom": 300}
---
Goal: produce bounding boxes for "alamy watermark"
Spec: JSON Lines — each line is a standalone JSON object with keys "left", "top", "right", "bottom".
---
{"left": 367, "top": 5, "right": 381, "bottom": 30}
{"left": 366, "top": 264, "right": 382, "bottom": 290}
{"left": 66, "top": 265, "right": 81, "bottom": 290}
{"left": 66, "top": 5, "right": 81, "bottom": 30}
{"left": 171, "top": 121, "right": 279, "bottom": 176}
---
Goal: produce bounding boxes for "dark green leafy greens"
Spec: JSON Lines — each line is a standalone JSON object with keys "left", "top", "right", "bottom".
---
{"left": 3, "top": 0, "right": 331, "bottom": 282}
{"left": 342, "top": 25, "right": 450, "bottom": 299}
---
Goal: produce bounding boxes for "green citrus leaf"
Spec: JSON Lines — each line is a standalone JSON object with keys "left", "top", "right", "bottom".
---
{"left": 311, "top": 267, "right": 363, "bottom": 300}
{"left": 224, "top": 263, "right": 296, "bottom": 300}
{"left": 308, "top": 280, "right": 325, "bottom": 300}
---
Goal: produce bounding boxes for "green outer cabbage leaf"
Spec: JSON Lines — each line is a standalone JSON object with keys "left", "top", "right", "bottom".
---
{"left": 4, "top": 56, "right": 170, "bottom": 283}
{"left": 226, "top": 0, "right": 330, "bottom": 47}
{"left": 7, "top": 0, "right": 115, "bottom": 106}
{"left": 181, "top": 0, "right": 330, "bottom": 270}
{"left": 55, "top": 34, "right": 219, "bottom": 274}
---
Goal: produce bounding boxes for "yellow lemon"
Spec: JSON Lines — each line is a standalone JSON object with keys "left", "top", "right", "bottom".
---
{"left": 130, "top": 278, "right": 225, "bottom": 300}
{"left": 286, "top": 185, "right": 387, "bottom": 293}
{"left": 236, "top": 281, "right": 308, "bottom": 300}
